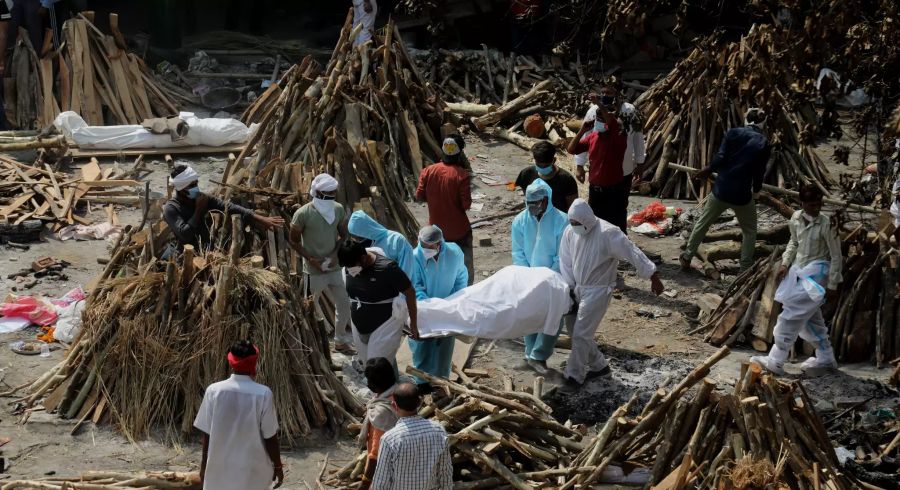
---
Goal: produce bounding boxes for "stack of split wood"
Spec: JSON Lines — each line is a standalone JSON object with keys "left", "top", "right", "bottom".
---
{"left": 5, "top": 12, "right": 177, "bottom": 131}
{"left": 6, "top": 212, "right": 362, "bottom": 445}
{"left": 1, "top": 471, "right": 199, "bottom": 489}
{"left": 565, "top": 356, "right": 862, "bottom": 489}
{"left": 636, "top": 25, "right": 833, "bottom": 200}
{"left": 233, "top": 12, "right": 446, "bottom": 237}
{"left": 698, "top": 229, "right": 900, "bottom": 367}
{"left": 0, "top": 156, "right": 140, "bottom": 234}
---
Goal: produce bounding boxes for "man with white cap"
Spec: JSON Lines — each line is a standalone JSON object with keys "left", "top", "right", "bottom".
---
{"left": 416, "top": 134, "right": 474, "bottom": 285}
{"left": 289, "top": 173, "right": 354, "bottom": 355}
{"left": 164, "top": 165, "right": 283, "bottom": 253}
{"left": 559, "top": 198, "right": 664, "bottom": 393}
{"left": 409, "top": 225, "right": 468, "bottom": 391}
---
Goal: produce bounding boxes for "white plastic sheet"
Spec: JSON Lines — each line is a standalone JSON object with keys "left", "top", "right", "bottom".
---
{"left": 54, "top": 111, "right": 258, "bottom": 150}
{"left": 415, "top": 265, "right": 571, "bottom": 339}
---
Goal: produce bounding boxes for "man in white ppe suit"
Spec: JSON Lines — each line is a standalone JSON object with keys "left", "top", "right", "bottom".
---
{"left": 751, "top": 184, "right": 842, "bottom": 375}
{"left": 559, "top": 199, "right": 664, "bottom": 392}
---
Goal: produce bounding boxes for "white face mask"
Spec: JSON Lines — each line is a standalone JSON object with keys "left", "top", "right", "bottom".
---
{"left": 571, "top": 224, "right": 589, "bottom": 235}
{"left": 422, "top": 247, "right": 439, "bottom": 259}
{"left": 312, "top": 197, "right": 336, "bottom": 224}
{"left": 346, "top": 266, "right": 363, "bottom": 277}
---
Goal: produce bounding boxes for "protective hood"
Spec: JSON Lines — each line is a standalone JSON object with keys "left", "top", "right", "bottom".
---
{"left": 348, "top": 210, "right": 389, "bottom": 241}
{"left": 568, "top": 198, "right": 598, "bottom": 231}
{"left": 524, "top": 178, "right": 555, "bottom": 212}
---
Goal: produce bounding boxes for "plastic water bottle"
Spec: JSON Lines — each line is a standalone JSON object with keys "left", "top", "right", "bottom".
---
{"left": 40, "top": 343, "right": 50, "bottom": 358}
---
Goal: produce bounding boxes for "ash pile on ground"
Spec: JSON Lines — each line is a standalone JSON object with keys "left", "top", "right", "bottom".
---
{"left": 545, "top": 345, "right": 694, "bottom": 425}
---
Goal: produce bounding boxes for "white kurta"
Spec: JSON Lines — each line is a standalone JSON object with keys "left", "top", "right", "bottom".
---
{"left": 194, "top": 375, "right": 279, "bottom": 490}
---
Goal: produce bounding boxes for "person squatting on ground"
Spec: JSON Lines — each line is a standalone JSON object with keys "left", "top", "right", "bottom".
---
{"left": 289, "top": 173, "right": 354, "bottom": 354}
{"left": 163, "top": 165, "right": 283, "bottom": 254}
{"left": 515, "top": 141, "right": 579, "bottom": 213}
{"left": 371, "top": 383, "right": 453, "bottom": 490}
{"left": 339, "top": 241, "right": 420, "bottom": 370}
{"left": 559, "top": 199, "right": 664, "bottom": 393}
{"left": 680, "top": 108, "right": 772, "bottom": 271}
{"left": 348, "top": 210, "right": 416, "bottom": 281}
{"left": 409, "top": 225, "right": 468, "bottom": 392}
{"left": 751, "top": 185, "right": 843, "bottom": 376}
{"left": 194, "top": 340, "right": 283, "bottom": 490}
{"left": 358, "top": 357, "right": 400, "bottom": 490}
{"left": 416, "top": 135, "right": 474, "bottom": 285}
{"left": 511, "top": 179, "right": 569, "bottom": 374}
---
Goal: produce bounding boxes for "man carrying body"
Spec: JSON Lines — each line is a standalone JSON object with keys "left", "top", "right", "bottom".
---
{"left": 194, "top": 340, "right": 283, "bottom": 490}
{"left": 512, "top": 179, "right": 568, "bottom": 374}
{"left": 163, "top": 165, "right": 283, "bottom": 253}
{"left": 575, "top": 83, "right": 647, "bottom": 226}
{"left": 416, "top": 135, "right": 474, "bottom": 285}
{"left": 680, "top": 108, "right": 772, "bottom": 272}
{"left": 372, "top": 383, "right": 453, "bottom": 490}
{"left": 515, "top": 141, "right": 578, "bottom": 213}
{"left": 348, "top": 210, "right": 416, "bottom": 281}
{"left": 751, "top": 185, "right": 842, "bottom": 375}
{"left": 559, "top": 199, "right": 664, "bottom": 392}
{"left": 567, "top": 87, "right": 629, "bottom": 232}
{"left": 351, "top": 0, "right": 377, "bottom": 47}
{"left": 409, "top": 225, "right": 468, "bottom": 391}
{"left": 290, "top": 173, "right": 353, "bottom": 354}
{"left": 359, "top": 357, "right": 399, "bottom": 490}
{"left": 339, "top": 241, "right": 419, "bottom": 369}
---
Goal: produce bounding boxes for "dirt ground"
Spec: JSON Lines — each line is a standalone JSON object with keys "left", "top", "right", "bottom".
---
{"left": 1, "top": 116, "right": 897, "bottom": 487}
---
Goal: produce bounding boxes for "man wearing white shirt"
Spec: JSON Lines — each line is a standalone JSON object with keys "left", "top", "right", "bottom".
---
{"left": 194, "top": 341, "right": 283, "bottom": 490}
{"left": 352, "top": 0, "right": 377, "bottom": 47}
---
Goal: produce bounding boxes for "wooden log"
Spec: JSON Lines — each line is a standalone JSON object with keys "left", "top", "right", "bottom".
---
{"left": 0, "top": 135, "right": 65, "bottom": 151}
{"left": 456, "top": 442, "right": 531, "bottom": 490}
{"left": 472, "top": 79, "right": 553, "bottom": 131}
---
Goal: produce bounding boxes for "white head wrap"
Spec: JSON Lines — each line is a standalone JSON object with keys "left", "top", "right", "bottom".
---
{"left": 568, "top": 198, "right": 598, "bottom": 231}
{"left": 172, "top": 166, "right": 199, "bottom": 191}
{"left": 310, "top": 173, "right": 339, "bottom": 198}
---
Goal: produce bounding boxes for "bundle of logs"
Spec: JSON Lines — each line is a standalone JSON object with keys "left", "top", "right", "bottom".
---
{"left": 635, "top": 25, "right": 833, "bottom": 200}
{"left": 566, "top": 356, "right": 863, "bottom": 489}
{"left": 5, "top": 12, "right": 178, "bottom": 130}
{"left": 234, "top": 12, "right": 447, "bottom": 238}
{"left": 1, "top": 471, "right": 199, "bottom": 489}
{"left": 698, "top": 227, "right": 900, "bottom": 367}
{"left": 5, "top": 210, "right": 362, "bottom": 445}
{"left": 0, "top": 156, "right": 140, "bottom": 234}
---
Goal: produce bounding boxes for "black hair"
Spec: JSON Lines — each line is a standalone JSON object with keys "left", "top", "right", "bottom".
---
{"left": 338, "top": 240, "right": 368, "bottom": 267}
{"left": 599, "top": 76, "right": 621, "bottom": 91}
{"left": 171, "top": 165, "right": 188, "bottom": 179}
{"left": 799, "top": 184, "right": 823, "bottom": 202}
{"left": 746, "top": 108, "right": 767, "bottom": 125}
{"left": 364, "top": 358, "right": 396, "bottom": 393}
{"left": 393, "top": 382, "right": 421, "bottom": 412}
{"left": 531, "top": 141, "right": 556, "bottom": 164}
{"left": 448, "top": 133, "right": 465, "bottom": 150}
{"left": 229, "top": 339, "right": 256, "bottom": 358}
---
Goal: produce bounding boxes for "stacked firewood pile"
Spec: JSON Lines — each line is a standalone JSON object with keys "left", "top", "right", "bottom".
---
{"left": 0, "top": 155, "right": 141, "bottom": 233}
{"left": 698, "top": 229, "right": 900, "bottom": 367}
{"left": 5, "top": 12, "right": 177, "bottom": 130}
{"left": 568, "top": 357, "right": 862, "bottom": 489}
{"left": 635, "top": 25, "right": 832, "bottom": 199}
{"left": 6, "top": 211, "right": 362, "bottom": 445}
{"left": 1, "top": 471, "right": 199, "bottom": 489}
{"left": 235, "top": 13, "right": 445, "bottom": 238}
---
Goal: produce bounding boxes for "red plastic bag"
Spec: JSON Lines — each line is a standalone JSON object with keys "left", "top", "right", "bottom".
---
{"left": 0, "top": 296, "right": 58, "bottom": 326}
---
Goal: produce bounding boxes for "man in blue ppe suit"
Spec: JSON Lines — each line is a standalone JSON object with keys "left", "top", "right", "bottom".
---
{"left": 410, "top": 225, "right": 468, "bottom": 392}
{"left": 511, "top": 179, "right": 569, "bottom": 374}
{"left": 348, "top": 210, "right": 416, "bottom": 281}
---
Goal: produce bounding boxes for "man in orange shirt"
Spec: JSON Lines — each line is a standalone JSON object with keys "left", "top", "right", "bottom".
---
{"left": 416, "top": 135, "right": 474, "bottom": 285}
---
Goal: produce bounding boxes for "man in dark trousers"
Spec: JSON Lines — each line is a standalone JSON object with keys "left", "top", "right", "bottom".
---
{"left": 515, "top": 141, "right": 578, "bottom": 213}
{"left": 680, "top": 108, "right": 772, "bottom": 271}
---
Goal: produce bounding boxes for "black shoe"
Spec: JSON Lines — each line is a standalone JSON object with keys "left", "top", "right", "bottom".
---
{"left": 526, "top": 359, "right": 549, "bottom": 375}
{"left": 558, "top": 376, "right": 583, "bottom": 394}
{"left": 586, "top": 365, "right": 611, "bottom": 379}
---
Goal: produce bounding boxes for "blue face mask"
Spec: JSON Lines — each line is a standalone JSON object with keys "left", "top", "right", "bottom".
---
{"left": 535, "top": 165, "right": 554, "bottom": 176}
{"left": 594, "top": 120, "right": 607, "bottom": 133}
{"left": 187, "top": 187, "right": 201, "bottom": 199}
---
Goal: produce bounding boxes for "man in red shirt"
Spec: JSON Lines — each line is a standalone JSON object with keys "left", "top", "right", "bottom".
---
{"left": 416, "top": 135, "right": 474, "bottom": 285}
{"left": 567, "top": 95, "right": 628, "bottom": 231}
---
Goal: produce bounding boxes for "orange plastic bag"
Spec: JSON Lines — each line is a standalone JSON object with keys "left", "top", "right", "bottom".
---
{"left": 628, "top": 201, "right": 668, "bottom": 225}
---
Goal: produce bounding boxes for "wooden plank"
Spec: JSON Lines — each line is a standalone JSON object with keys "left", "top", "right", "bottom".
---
{"left": 124, "top": 54, "right": 153, "bottom": 117}
{"left": 0, "top": 192, "right": 35, "bottom": 217}
{"left": 77, "top": 20, "right": 103, "bottom": 125}
{"left": 103, "top": 36, "right": 138, "bottom": 123}
{"left": 79, "top": 158, "right": 102, "bottom": 181}
{"left": 68, "top": 143, "right": 245, "bottom": 158}
{"left": 79, "top": 179, "right": 140, "bottom": 188}
{"left": 38, "top": 57, "right": 59, "bottom": 126}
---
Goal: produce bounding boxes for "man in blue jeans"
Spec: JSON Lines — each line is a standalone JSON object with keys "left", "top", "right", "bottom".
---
{"left": 680, "top": 108, "right": 772, "bottom": 271}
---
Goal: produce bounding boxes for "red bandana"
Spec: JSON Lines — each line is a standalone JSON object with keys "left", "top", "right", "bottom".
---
{"left": 227, "top": 345, "right": 260, "bottom": 376}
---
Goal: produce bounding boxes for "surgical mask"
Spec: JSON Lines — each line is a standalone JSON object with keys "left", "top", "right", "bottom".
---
{"left": 600, "top": 95, "right": 615, "bottom": 107}
{"left": 535, "top": 165, "right": 553, "bottom": 176}
{"left": 422, "top": 248, "right": 439, "bottom": 260}
{"left": 593, "top": 120, "right": 607, "bottom": 133}
{"left": 571, "top": 224, "right": 589, "bottom": 235}
{"left": 187, "top": 187, "right": 201, "bottom": 199}
{"left": 527, "top": 201, "right": 545, "bottom": 218}
{"left": 347, "top": 266, "right": 363, "bottom": 277}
